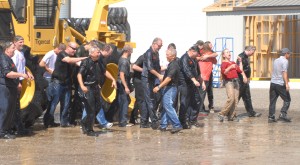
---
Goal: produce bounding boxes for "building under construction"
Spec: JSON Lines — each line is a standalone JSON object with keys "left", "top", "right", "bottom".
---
{"left": 204, "top": 0, "right": 300, "bottom": 79}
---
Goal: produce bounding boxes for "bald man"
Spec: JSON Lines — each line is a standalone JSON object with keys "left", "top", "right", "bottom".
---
{"left": 43, "top": 42, "right": 86, "bottom": 128}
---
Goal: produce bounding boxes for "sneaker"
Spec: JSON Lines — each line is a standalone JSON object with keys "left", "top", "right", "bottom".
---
{"left": 104, "top": 123, "right": 113, "bottom": 129}
{"left": 278, "top": 114, "right": 291, "bottom": 122}
{"left": 0, "top": 132, "right": 16, "bottom": 139}
{"left": 126, "top": 123, "right": 134, "bottom": 127}
{"left": 249, "top": 112, "right": 262, "bottom": 117}
{"left": 218, "top": 114, "right": 224, "bottom": 122}
{"left": 228, "top": 116, "right": 239, "bottom": 122}
{"left": 209, "top": 108, "right": 215, "bottom": 113}
{"left": 268, "top": 116, "right": 277, "bottom": 123}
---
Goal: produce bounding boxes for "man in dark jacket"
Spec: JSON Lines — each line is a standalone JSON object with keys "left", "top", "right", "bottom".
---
{"left": 237, "top": 46, "right": 261, "bottom": 117}
{"left": 140, "top": 37, "right": 163, "bottom": 129}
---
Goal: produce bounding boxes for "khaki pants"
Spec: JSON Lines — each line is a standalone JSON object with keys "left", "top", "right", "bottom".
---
{"left": 219, "top": 80, "right": 239, "bottom": 119}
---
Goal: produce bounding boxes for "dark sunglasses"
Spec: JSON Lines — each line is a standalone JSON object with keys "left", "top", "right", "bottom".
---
{"left": 69, "top": 46, "right": 77, "bottom": 51}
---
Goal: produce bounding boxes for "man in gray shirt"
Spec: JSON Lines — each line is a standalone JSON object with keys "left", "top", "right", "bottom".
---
{"left": 268, "top": 48, "right": 291, "bottom": 123}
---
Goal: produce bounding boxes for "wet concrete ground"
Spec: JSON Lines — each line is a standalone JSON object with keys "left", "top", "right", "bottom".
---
{"left": 1, "top": 88, "right": 300, "bottom": 164}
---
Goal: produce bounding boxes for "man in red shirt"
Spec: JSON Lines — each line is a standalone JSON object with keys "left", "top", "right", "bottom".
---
{"left": 196, "top": 41, "right": 217, "bottom": 114}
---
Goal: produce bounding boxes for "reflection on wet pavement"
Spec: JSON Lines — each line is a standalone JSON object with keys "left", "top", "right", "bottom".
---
{"left": 1, "top": 89, "right": 300, "bottom": 164}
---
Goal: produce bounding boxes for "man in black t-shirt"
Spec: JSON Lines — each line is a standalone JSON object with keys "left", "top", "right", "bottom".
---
{"left": 153, "top": 48, "right": 182, "bottom": 133}
{"left": 43, "top": 42, "right": 86, "bottom": 128}
{"left": 131, "top": 54, "right": 145, "bottom": 125}
{"left": 117, "top": 45, "right": 133, "bottom": 127}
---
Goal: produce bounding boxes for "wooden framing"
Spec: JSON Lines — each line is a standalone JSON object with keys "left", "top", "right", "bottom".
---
{"left": 245, "top": 15, "right": 300, "bottom": 78}
{"left": 204, "top": 0, "right": 254, "bottom": 12}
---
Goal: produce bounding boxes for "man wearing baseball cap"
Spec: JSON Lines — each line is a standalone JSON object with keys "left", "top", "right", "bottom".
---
{"left": 268, "top": 48, "right": 292, "bottom": 123}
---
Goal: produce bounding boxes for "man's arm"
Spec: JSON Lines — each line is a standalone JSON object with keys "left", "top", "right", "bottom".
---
{"left": 39, "top": 60, "right": 53, "bottom": 75}
{"left": 145, "top": 52, "right": 163, "bottom": 81}
{"left": 153, "top": 77, "right": 172, "bottom": 93}
{"left": 6, "top": 71, "right": 28, "bottom": 79}
{"left": 181, "top": 57, "right": 200, "bottom": 87}
{"left": 132, "top": 64, "right": 143, "bottom": 72}
{"left": 77, "top": 73, "right": 88, "bottom": 93}
{"left": 120, "top": 72, "right": 130, "bottom": 94}
{"left": 283, "top": 71, "right": 290, "bottom": 91}
{"left": 150, "top": 69, "right": 163, "bottom": 81}
{"left": 62, "top": 56, "right": 87, "bottom": 64}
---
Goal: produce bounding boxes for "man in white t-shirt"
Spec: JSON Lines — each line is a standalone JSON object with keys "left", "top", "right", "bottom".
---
{"left": 11, "top": 35, "right": 34, "bottom": 135}
{"left": 39, "top": 43, "right": 66, "bottom": 82}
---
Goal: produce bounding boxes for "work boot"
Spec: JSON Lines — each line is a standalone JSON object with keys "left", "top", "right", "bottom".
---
{"left": 140, "top": 120, "right": 150, "bottom": 128}
{"left": 189, "top": 121, "right": 203, "bottom": 128}
{"left": 86, "top": 130, "right": 98, "bottom": 137}
{"left": 181, "top": 123, "right": 190, "bottom": 129}
{"left": 278, "top": 113, "right": 291, "bottom": 122}
{"left": 16, "top": 129, "right": 32, "bottom": 136}
{"left": 268, "top": 115, "right": 277, "bottom": 123}
{"left": 0, "top": 132, "right": 16, "bottom": 139}
{"left": 249, "top": 112, "right": 262, "bottom": 117}
{"left": 158, "top": 126, "right": 167, "bottom": 132}
{"left": 44, "top": 122, "right": 60, "bottom": 129}
{"left": 170, "top": 127, "right": 182, "bottom": 134}
{"left": 151, "top": 121, "right": 160, "bottom": 130}
{"left": 80, "top": 121, "right": 87, "bottom": 134}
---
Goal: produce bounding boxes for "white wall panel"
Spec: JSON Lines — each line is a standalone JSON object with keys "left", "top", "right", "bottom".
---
{"left": 207, "top": 15, "right": 244, "bottom": 62}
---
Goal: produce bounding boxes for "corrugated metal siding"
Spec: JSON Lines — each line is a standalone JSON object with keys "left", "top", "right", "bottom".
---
{"left": 206, "top": 10, "right": 300, "bottom": 16}
{"left": 60, "top": 0, "right": 70, "bottom": 18}
{"left": 249, "top": 0, "right": 300, "bottom": 7}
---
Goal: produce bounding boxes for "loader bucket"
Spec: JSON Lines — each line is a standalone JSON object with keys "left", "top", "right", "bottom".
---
{"left": 20, "top": 67, "right": 35, "bottom": 110}
{"left": 101, "top": 63, "right": 118, "bottom": 103}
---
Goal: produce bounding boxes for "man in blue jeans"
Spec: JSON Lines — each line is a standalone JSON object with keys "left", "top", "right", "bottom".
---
{"left": 153, "top": 48, "right": 182, "bottom": 133}
{"left": 44, "top": 42, "right": 86, "bottom": 128}
{"left": 117, "top": 45, "right": 133, "bottom": 127}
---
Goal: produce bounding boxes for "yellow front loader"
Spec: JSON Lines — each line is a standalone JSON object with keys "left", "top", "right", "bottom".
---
{"left": 0, "top": 0, "right": 135, "bottom": 127}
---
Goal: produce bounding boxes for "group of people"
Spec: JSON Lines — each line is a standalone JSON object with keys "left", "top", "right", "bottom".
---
{"left": 0, "top": 35, "right": 292, "bottom": 139}
{"left": 0, "top": 36, "right": 34, "bottom": 139}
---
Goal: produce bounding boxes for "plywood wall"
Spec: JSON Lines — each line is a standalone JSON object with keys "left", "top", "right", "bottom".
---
{"left": 245, "top": 15, "right": 300, "bottom": 78}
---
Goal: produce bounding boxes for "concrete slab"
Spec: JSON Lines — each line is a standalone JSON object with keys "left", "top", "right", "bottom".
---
{"left": 0, "top": 89, "right": 299, "bottom": 164}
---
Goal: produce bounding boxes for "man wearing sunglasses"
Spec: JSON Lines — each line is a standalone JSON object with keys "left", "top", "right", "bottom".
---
{"left": 43, "top": 42, "right": 86, "bottom": 128}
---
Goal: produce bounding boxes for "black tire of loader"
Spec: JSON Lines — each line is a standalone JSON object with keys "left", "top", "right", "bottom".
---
{"left": 21, "top": 45, "right": 48, "bottom": 128}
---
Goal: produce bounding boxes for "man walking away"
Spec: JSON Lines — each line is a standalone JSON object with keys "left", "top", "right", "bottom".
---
{"left": 268, "top": 48, "right": 292, "bottom": 123}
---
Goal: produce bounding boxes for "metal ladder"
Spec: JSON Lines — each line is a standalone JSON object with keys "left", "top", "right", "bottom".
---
{"left": 212, "top": 37, "right": 234, "bottom": 88}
